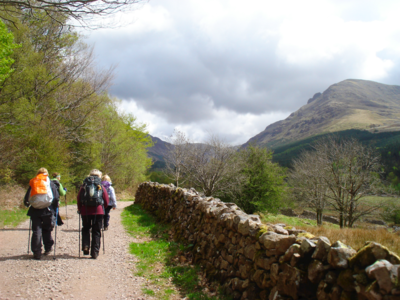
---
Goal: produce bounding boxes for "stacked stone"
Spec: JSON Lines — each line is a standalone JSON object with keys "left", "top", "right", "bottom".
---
{"left": 135, "top": 182, "right": 400, "bottom": 300}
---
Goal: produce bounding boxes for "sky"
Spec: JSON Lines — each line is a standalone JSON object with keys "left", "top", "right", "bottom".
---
{"left": 84, "top": 0, "right": 400, "bottom": 145}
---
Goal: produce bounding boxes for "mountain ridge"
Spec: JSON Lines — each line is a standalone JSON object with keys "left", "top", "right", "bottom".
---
{"left": 243, "top": 79, "right": 400, "bottom": 148}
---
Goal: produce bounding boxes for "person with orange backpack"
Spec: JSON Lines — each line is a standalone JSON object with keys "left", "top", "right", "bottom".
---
{"left": 24, "top": 167, "right": 60, "bottom": 260}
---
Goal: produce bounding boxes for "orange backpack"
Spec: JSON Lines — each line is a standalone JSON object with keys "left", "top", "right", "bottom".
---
{"left": 29, "top": 173, "right": 53, "bottom": 209}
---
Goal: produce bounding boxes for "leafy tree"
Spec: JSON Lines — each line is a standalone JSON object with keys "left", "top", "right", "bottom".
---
{"left": 0, "top": 12, "right": 111, "bottom": 183}
{"left": 231, "top": 146, "right": 287, "bottom": 214}
{"left": 96, "top": 101, "right": 153, "bottom": 190}
{"left": 0, "top": 18, "right": 18, "bottom": 82}
{"left": 0, "top": 10, "right": 151, "bottom": 192}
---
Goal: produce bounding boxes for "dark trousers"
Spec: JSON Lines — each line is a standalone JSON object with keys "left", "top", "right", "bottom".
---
{"left": 31, "top": 215, "right": 54, "bottom": 254}
{"left": 104, "top": 206, "right": 112, "bottom": 227}
{"left": 81, "top": 215, "right": 102, "bottom": 255}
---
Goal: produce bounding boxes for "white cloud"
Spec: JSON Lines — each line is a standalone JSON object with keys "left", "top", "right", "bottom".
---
{"left": 119, "top": 99, "right": 290, "bottom": 145}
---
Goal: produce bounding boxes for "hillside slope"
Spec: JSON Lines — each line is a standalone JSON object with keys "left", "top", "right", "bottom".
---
{"left": 244, "top": 79, "right": 400, "bottom": 148}
{"left": 147, "top": 135, "right": 172, "bottom": 162}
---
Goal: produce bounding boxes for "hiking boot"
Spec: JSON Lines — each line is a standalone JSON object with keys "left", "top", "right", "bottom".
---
{"left": 91, "top": 252, "right": 98, "bottom": 259}
{"left": 83, "top": 246, "right": 90, "bottom": 255}
{"left": 44, "top": 247, "right": 52, "bottom": 256}
{"left": 104, "top": 226, "right": 108, "bottom": 231}
{"left": 33, "top": 252, "right": 41, "bottom": 260}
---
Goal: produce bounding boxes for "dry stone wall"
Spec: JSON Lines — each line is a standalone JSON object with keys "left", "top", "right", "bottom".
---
{"left": 135, "top": 182, "right": 400, "bottom": 300}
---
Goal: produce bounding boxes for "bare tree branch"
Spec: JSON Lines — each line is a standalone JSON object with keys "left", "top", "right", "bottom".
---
{"left": 0, "top": 0, "right": 147, "bottom": 28}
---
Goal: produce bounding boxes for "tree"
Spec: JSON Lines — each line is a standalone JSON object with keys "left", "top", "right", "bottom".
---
{"left": 164, "top": 130, "right": 190, "bottom": 187}
{"left": 0, "top": 12, "right": 114, "bottom": 183}
{"left": 223, "top": 145, "right": 287, "bottom": 214}
{"left": 96, "top": 101, "right": 153, "bottom": 190}
{"left": 0, "top": 11, "right": 151, "bottom": 191}
{"left": 0, "top": 18, "right": 19, "bottom": 82}
{"left": 183, "top": 135, "right": 237, "bottom": 197}
{"left": 290, "top": 149, "right": 329, "bottom": 226}
{"left": 0, "top": 0, "right": 145, "bottom": 28}
{"left": 164, "top": 132, "right": 238, "bottom": 196}
{"left": 291, "top": 137, "right": 384, "bottom": 228}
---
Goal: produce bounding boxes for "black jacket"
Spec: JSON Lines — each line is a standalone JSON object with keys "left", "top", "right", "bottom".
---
{"left": 24, "top": 181, "right": 60, "bottom": 218}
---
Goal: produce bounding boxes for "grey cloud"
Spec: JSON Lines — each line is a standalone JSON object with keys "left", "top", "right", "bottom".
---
{"left": 87, "top": 1, "right": 399, "bottom": 127}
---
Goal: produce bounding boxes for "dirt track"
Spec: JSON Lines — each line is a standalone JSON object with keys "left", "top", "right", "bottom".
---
{"left": 0, "top": 201, "right": 152, "bottom": 300}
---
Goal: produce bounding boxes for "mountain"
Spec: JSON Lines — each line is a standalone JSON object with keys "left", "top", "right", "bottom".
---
{"left": 147, "top": 135, "right": 172, "bottom": 169}
{"left": 244, "top": 79, "right": 400, "bottom": 148}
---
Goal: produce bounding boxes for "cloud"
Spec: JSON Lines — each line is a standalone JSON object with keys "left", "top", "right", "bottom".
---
{"left": 119, "top": 99, "right": 290, "bottom": 145}
{"left": 86, "top": 0, "right": 400, "bottom": 144}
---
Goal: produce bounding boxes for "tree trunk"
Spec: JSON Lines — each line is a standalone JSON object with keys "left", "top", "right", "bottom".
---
{"left": 339, "top": 211, "right": 344, "bottom": 229}
{"left": 316, "top": 209, "right": 323, "bottom": 226}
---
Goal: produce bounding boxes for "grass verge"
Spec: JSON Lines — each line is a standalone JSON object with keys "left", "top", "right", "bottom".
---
{"left": 121, "top": 203, "right": 231, "bottom": 300}
{"left": 0, "top": 208, "right": 29, "bottom": 228}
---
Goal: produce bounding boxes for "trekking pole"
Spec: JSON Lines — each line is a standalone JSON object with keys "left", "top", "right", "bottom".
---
{"left": 78, "top": 212, "right": 81, "bottom": 258}
{"left": 65, "top": 195, "right": 68, "bottom": 229}
{"left": 102, "top": 220, "right": 105, "bottom": 254}
{"left": 54, "top": 207, "right": 58, "bottom": 260}
{"left": 28, "top": 219, "right": 31, "bottom": 254}
{"left": 102, "top": 205, "right": 105, "bottom": 254}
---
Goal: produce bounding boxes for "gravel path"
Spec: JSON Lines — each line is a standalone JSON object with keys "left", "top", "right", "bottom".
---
{"left": 0, "top": 201, "right": 153, "bottom": 300}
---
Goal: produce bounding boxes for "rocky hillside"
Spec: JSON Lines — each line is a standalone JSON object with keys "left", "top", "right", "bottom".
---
{"left": 147, "top": 135, "right": 172, "bottom": 162}
{"left": 244, "top": 79, "right": 400, "bottom": 148}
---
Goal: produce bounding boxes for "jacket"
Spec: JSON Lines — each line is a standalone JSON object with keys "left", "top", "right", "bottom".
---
{"left": 101, "top": 181, "right": 117, "bottom": 208}
{"left": 51, "top": 178, "right": 66, "bottom": 197}
{"left": 24, "top": 181, "right": 60, "bottom": 218}
{"left": 77, "top": 177, "right": 109, "bottom": 215}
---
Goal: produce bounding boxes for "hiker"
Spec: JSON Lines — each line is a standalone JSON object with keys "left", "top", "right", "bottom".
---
{"left": 24, "top": 168, "right": 60, "bottom": 260}
{"left": 101, "top": 175, "right": 117, "bottom": 231}
{"left": 51, "top": 172, "right": 67, "bottom": 197}
{"left": 77, "top": 169, "right": 109, "bottom": 259}
{"left": 51, "top": 172, "right": 67, "bottom": 226}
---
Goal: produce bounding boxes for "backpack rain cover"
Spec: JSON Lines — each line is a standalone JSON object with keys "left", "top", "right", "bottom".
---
{"left": 29, "top": 173, "right": 53, "bottom": 209}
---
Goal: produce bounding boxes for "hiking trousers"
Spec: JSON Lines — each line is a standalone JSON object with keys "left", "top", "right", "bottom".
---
{"left": 31, "top": 215, "right": 54, "bottom": 254}
{"left": 81, "top": 215, "right": 102, "bottom": 256}
{"left": 104, "top": 206, "right": 112, "bottom": 228}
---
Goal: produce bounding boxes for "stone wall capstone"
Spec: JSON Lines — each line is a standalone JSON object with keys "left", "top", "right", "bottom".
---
{"left": 135, "top": 182, "right": 400, "bottom": 300}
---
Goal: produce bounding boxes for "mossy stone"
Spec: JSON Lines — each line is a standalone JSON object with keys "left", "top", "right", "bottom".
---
{"left": 297, "top": 232, "right": 315, "bottom": 239}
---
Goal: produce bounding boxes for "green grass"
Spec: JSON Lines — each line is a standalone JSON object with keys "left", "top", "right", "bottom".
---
{"left": 143, "top": 288, "right": 156, "bottom": 296}
{"left": 260, "top": 213, "right": 339, "bottom": 229}
{"left": 121, "top": 204, "right": 231, "bottom": 300}
{"left": 0, "top": 208, "right": 29, "bottom": 228}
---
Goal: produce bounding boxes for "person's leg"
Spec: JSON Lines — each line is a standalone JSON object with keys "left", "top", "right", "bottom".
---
{"left": 81, "top": 215, "right": 93, "bottom": 254}
{"left": 42, "top": 214, "right": 54, "bottom": 254}
{"left": 104, "top": 206, "right": 112, "bottom": 229}
{"left": 91, "top": 216, "right": 103, "bottom": 258}
{"left": 31, "top": 217, "right": 42, "bottom": 259}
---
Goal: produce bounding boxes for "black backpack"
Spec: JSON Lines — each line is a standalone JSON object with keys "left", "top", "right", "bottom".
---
{"left": 81, "top": 176, "right": 104, "bottom": 207}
